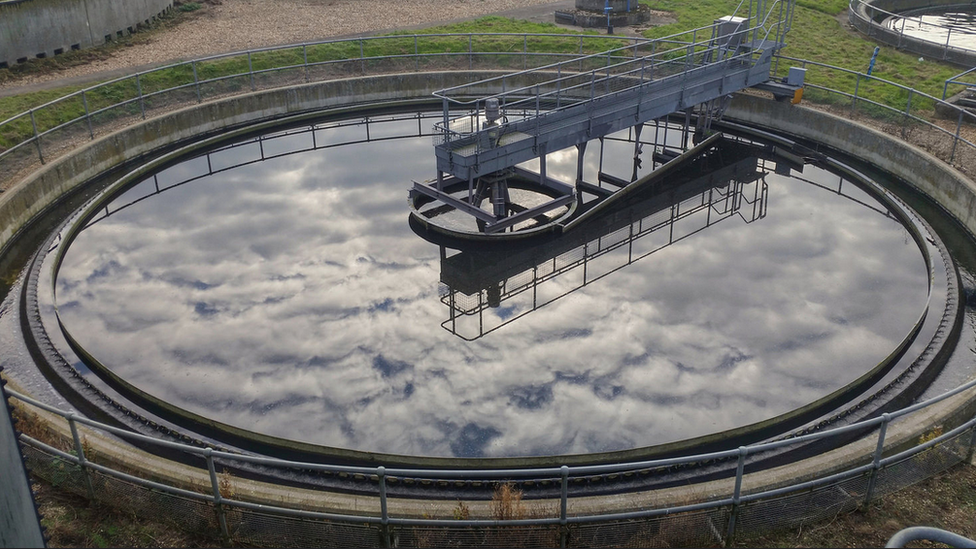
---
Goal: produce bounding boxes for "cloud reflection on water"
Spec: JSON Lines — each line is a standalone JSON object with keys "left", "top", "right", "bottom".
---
{"left": 54, "top": 116, "right": 930, "bottom": 458}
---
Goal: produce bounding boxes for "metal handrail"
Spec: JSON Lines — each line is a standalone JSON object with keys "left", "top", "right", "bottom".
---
{"left": 9, "top": 368, "right": 976, "bottom": 536}
{"left": 3, "top": 41, "right": 976, "bottom": 545}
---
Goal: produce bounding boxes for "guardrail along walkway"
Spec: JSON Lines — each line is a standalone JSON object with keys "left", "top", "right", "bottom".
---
{"left": 415, "top": 0, "right": 798, "bottom": 233}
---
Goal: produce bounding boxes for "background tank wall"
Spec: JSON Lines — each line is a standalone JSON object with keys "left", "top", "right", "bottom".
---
{"left": 0, "top": 0, "right": 173, "bottom": 68}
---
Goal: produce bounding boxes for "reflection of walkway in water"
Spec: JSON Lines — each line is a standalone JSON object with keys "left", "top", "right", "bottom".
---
{"left": 438, "top": 141, "right": 769, "bottom": 341}
{"left": 437, "top": 138, "right": 907, "bottom": 341}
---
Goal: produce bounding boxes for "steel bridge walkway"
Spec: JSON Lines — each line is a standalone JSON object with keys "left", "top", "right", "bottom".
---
{"left": 412, "top": 0, "right": 797, "bottom": 234}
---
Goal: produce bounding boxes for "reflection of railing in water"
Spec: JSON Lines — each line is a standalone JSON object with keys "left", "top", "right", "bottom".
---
{"left": 438, "top": 154, "right": 769, "bottom": 341}
{"left": 76, "top": 112, "right": 445, "bottom": 232}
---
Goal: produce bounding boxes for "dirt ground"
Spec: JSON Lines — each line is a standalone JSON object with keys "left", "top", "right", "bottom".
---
{"left": 0, "top": 0, "right": 576, "bottom": 93}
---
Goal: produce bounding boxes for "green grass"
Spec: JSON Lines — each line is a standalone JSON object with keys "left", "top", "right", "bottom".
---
{"left": 0, "top": 5, "right": 969, "bottom": 152}
{"left": 0, "top": 16, "right": 628, "bottom": 151}
{"left": 641, "top": 0, "right": 963, "bottom": 111}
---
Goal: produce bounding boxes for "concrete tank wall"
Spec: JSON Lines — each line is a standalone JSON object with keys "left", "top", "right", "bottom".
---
{"left": 0, "top": 0, "right": 173, "bottom": 68}
{"left": 850, "top": 0, "right": 976, "bottom": 66}
{"left": 724, "top": 94, "right": 976, "bottom": 234}
{"left": 2, "top": 74, "right": 975, "bottom": 272}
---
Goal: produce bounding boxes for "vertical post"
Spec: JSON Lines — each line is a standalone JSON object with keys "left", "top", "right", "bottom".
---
{"left": 851, "top": 73, "right": 861, "bottom": 116}
{"left": 524, "top": 35, "right": 528, "bottom": 70}
{"left": 82, "top": 91, "right": 94, "bottom": 139}
{"left": 360, "top": 39, "right": 365, "bottom": 75}
{"left": 945, "top": 27, "right": 952, "bottom": 60}
{"left": 416, "top": 36, "right": 420, "bottom": 72}
{"left": 556, "top": 65, "right": 562, "bottom": 109}
{"left": 865, "top": 414, "right": 890, "bottom": 506}
{"left": 247, "top": 51, "right": 255, "bottom": 91}
{"left": 67, "top": 414, "right": 95, "bottom": 500}
{"left": 192, "top": 61, "right": 202, "bottom": 103}
{"left": 205, "top": 448, "right": 231, "bottom": 544}
{"left": 378, "top": 466, "right": 391, "bottom": 548}
{"left": 29, "top": 109, "right": 44, "bottom": 164}
{"left": 725, "top": 446, "right": 748, "bottom": 544}
{"left": 598, "top": 137, "right": 605, "bottom": 178}
{"left": 965, "top": 417, "right": 976, "bottom": 464}
{"left": 536, "top": 85, "right": 541, "bottom": 136}
{"left": 579, "top": 36, "right": 584, "bottom": 73}
{"left": 951, "top": 109, "right": 964, "bottom": 163}
{"left": 560, "top": 466, "right": 569, "bottom": 548}
{"left": 902, "top": 89, "right": 914, "bottom": 139}
{"left": 576, "top": 142, "right": 587, "bottom": 185}
{"left": 469, "top": 35, "right": 473, "bottom": 70}
{"left": 303, "top": 44, "right": 309, "bottom": 83}
{"left": 136, "top": 73, "right": 146, "bottom": 119}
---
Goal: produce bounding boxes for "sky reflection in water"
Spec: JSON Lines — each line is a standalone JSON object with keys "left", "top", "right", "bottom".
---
{"left": 54, "top": 115, "right": 929, "bottom": 458}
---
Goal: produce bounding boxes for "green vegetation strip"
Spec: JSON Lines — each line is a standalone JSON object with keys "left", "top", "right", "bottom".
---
{"left": 642, "top": 0, "right": 962, "bottom": 114}
{"left": 0, "top": 1, "right": 969, "bottom": 152}
{"left": 0, "top": 17, "right": 618, "bottom": 151}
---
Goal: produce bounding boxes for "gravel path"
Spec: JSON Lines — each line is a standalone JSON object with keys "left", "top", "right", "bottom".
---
{"left": 0, "top": 0, "right": 577, "bottom": 93}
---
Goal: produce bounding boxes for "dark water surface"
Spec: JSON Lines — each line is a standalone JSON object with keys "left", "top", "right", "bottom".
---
{"left": 51, "top": 113, "right": 929, "bottom": 458}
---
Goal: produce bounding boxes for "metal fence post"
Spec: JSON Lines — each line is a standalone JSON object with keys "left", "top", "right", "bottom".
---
{"left": 303, "top": 44, "right": 309, "bottom": 83}
{"left": 81, "top": 91, "right": 94, "bottom": 139}
{"left": 902, "top": 89, "right": 914, "bottom": 139}
{"left": 192, "top": 61, "right": 202, "bottom": 103}
{"left": 852, "top": 73, "right": 861, "bottom": 116}
{"left": 378, "top": 466, "right": 391, "bottom": 548}
{"left": 67, "top": 413, "right": 95, "bottom": 500}
{"left": 556, "top": 65, "right": 562, "bottom": 109}
{"left": 579, "top": 36, "right": 584, "bottom": 72}
{"left": 469, "top": 34, "right": 473, "bottom": 70}
{"left": 725, "top": 446, "right": 748, "bottom": 544}
{"left": 560, "top": 465, "right": 569, "bottom": 548}
{"left": 951, "top": 109, "right": 964, "bottom": 163}
{"left": 136, "top": 73, "right": 146, "bottom": 119}
{"left": 247, "top": 51, "right": 256, "bottom": 90}
{"left": 205, "top": 448, "right": 231, "bottom": 544}
{"left": 945, "top": 27, "right": 952, "bottom": 60}
{"left": 965, "top": 418, "right": 976, "bottom": 464}
{"left": 29, "top": 109, "right": 44, "bottom": 164}
{"left": 524, "top": 34, "right": 528, "bottom": 70}
{"left": 864, "top": 413, "right": 890, "bottom": 506}
{"left": 360, "top": 39, "right": 365, "bottom": 75}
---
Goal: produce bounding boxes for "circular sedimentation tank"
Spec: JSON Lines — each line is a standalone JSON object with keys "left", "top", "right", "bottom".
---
{"left": 1, "top": 73, "right": 975, "bottom": 500}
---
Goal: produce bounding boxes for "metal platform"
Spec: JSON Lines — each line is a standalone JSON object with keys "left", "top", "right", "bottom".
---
{"left": 410, "top": 0, "right": 798, "bottom": 234}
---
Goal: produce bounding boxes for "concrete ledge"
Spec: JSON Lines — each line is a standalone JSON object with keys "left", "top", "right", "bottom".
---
{"left": 4, "top": 75, "right": 976, "bottom": 517}
{"left": 0, "top": 72, "right": 505, "bottom": 254}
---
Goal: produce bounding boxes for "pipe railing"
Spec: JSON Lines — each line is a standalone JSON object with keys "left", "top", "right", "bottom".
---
{"left": 9, "top": 366, "right": 976, "bottom": 544}
{"left": 3, "top": 38, "right": 976, "bottom": 546}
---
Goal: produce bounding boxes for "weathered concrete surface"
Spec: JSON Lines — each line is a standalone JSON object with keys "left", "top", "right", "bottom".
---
{"left": 0, "top": 373, "right": 45, "bottom": 548}
{"left": 0, "top": 72, "right": 502, "bottom": 255}
{"left": 3, "top": 75, "right": 976, "bottom": 516}
{"left": 725, "top": 93, "right": 976, "bottom": 235}
{"left": 0, "top": 0, "right": 173, "bottom": 68}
